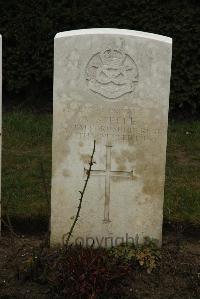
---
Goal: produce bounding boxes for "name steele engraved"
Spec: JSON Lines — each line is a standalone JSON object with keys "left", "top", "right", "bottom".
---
{"left": 65, "top": 116, "right": 165, "bottom": 143}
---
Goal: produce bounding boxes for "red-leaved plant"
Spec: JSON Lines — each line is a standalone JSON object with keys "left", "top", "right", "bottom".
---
{"left": 25, "top": 245, "right": 130, "bottom": 299}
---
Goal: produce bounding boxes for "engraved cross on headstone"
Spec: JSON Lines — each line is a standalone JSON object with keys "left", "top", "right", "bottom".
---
{"left": 85, "top": 145, "right": 133, "bottom": 223}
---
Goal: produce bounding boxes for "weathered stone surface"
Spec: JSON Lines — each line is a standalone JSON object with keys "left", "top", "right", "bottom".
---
{"left": 51, "top": 29, "right": 172, "bottom": 247}
{"left": 0, "top": 35, "right": 2, "bottom": 234}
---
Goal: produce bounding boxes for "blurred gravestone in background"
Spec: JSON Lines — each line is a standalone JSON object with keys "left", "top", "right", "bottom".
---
{"left": 0, "top": 35, "right": 2, "bottom": 233}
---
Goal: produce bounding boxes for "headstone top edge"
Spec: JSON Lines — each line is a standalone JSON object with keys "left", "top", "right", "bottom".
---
{"left": 55, "top": 28, "right": 172, "bottom": 44}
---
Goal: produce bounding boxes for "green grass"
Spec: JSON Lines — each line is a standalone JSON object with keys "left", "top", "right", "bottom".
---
{"left": 1, "top": 112, "right": 200, "bottom": 229}
{"left": 164, "top": 121, "right": 200, "bottom": 225}
{"left": 2, "top": 112, "right": 52, "bottom": 228}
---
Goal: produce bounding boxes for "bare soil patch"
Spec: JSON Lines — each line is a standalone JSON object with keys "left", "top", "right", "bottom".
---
{"left": 0, "top": 227, "right": 199, "bottom": 299}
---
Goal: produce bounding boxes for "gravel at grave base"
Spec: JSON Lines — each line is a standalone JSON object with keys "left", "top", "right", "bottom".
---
{"left": 0, "top": 229, "right": 199, "bottom": 299}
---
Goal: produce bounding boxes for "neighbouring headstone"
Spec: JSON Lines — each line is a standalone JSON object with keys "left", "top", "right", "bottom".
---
{"left": 0, "top": 35, "right": 2, "bottom": 234}
{"left": 51, "top": 29, "right": 172, "bottom": 247}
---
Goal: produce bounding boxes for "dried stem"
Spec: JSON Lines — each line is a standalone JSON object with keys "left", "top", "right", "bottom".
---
{"left": 39, "top": 161, "right": 50, "bottom": 205}
{"left": 1, "top": 217, "right": 19, "bottom": 239}
{"left": 39, "top": 160, "right": 51, "bottom": 247}
{"left": 2, "top": 200, "right": 17, "bottom": 241}
{"left": 65, "top": 140, "right": 96, "bottom": 247}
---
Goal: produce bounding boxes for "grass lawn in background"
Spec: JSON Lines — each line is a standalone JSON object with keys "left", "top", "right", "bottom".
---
{"left": 164, "top": 121, "right": 200, "bottom": 225}
{"left": 1, "top": 112, "right": 200, "bottom": 230}
{"left": 2, "top": 112, "right": 52, "bottom": 230}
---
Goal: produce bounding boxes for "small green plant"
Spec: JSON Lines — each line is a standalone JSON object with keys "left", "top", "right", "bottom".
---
{"left": 109, "top": 237, "right": 160, "bottom": 274}
{"left": 20, "top": 237, "right": 161, "bottom": 298}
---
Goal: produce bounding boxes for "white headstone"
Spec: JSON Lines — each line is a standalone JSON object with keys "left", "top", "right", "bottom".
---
{"left": 0, "top": 35, "right": 2, "bottom": 234}
{"left": 51, "top": 29, "right": 172, "bottom": 247}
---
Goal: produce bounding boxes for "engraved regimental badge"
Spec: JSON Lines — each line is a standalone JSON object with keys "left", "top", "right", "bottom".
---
{"left": 86, "top": 47, "right": 139, "bottom": 100}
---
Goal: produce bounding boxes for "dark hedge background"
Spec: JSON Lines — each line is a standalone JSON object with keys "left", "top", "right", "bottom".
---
{"left": 0, "top": 0, "right": 199, "bottom": 116}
